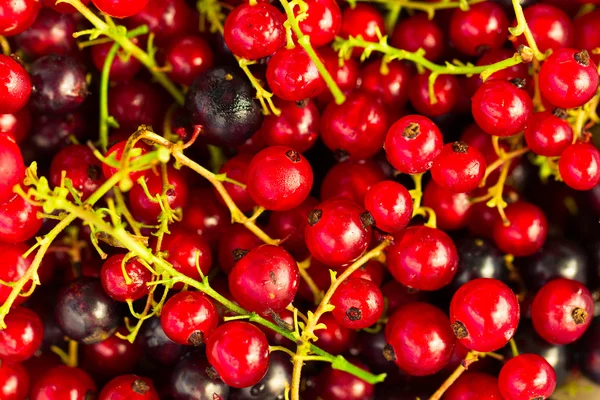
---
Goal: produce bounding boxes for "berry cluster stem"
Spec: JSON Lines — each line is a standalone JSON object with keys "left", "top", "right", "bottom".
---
{"left": 429, "top": 351, "right": 480, "bottom": 400}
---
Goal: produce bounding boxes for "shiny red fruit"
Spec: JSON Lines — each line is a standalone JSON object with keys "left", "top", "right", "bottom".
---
{"left": 296, "top": 0, "right": 341, "bottom": 47}
{"left": 100, "top": 254, "right": 152, "bottom": 302}
{"left": 338, "top": 4, "right": 384, "bottom": 57}
{"left": 92, "top": 0, "right": 150, "bottom": 19}
{"left": 444, "top": 372, "right": 503, "bottom": 400}
{"left": 0, "top": 243, "right": 33, "bottom": 307}
{"left": 260, "top": 100, "right": 320, "bottom": 153}
{"left": 423, "top": 181, "right": 471, "bottom": 231}
{"left": 165, "top": 35, "right": 214, "bottom": 86}
{"left": 493, "top": 201, "right": 548, "bottom": 257}
{"left": 31, "top": 366, "right": 96, "bottom": 400}
{"left": 0, "top": 56, "right": 32, "bottom": 114}
{"left": 99, "top": 375, "right": 159, "bottom": 400}
{"left": 498, "top": 354, "right": 557, "bottom": 400}
{"left": 0, "top": 362, "right": 29, "bottom": 400}
{"left": 364, "top": 180, "right": 413, "bottom": 233}
{"left": 391, "top": 14, "right": 444, "bottom": 61}
{"left": 0, "top": 192, "right": 42, "bottom": 243}
{"left": 558, "top": 143, "right": 600, "bottom": 191}
{"left": 450, "top": 2, "right": 508, "bottom": 56}
{"left": 0, "top": 307, "right": 44, "bottom": 362}
{"left": 524, "top": 110, "right": 573, "bottom": 157}
{"left": 0, "top": 0, "right": 41, "bottom": 36}
{"left": 511, "top": 4, "right": 573, "bottom": 53}
{"left": 330, "top": 278, "right": 384, "bottom": 329}
{"left": 431, "top": 141, "right": 487, "bottom": 193}
{"left": 160, "top": 291, "right": 219, "bottom": 346}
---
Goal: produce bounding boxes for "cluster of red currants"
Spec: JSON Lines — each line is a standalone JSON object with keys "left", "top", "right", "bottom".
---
{"left": 0, "top": 0, "right": 600, "bottom": 399}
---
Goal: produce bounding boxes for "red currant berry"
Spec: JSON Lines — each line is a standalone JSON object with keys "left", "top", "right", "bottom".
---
{"left": 91, "top": 38, "right": 143, "bottom": 82}
{"left": 359, "top": 59, "right": 413, "bottom": 110}
{"left": 382, "top": 281, "right": 427, "bottom": 315}
{"left": 0, "top": 307, "right": 44, "bottom": 362}
{"left": 0, "top": 55, "right": 31, "bottom": 115}
{"left": 330, "top": 278, "right": 384, "bottom": 329}
{"left": 469, "top": 48, "right": 530, "bottom": 93}
{"left": 102, "top": 140, "right": 150, "bottom": 182}
{"left": 387, "top": 225, "right": 458, "bottom": 291}
{"left": 218, "top": 153, "right": 256, "bottom": 213}
{"left": 82, "top": 330, "right": 141, "bottom": 377}
{"left": 314, "top": 312, "right": 356, "bottom": 354}
{"left": 224, "top": 3, "right": 285, "bottom": 60}
{"left": 317, "top": 47, "right": 360, "bottom": 104}
{"left": 320, "top": 91, "right": 389, "bottom": 160}
{"left": 108, "top": 81, "right": 162, "bottom": 130}
{"left": 267, "top": 196, "right": 319, "bottom": 259}
{"left": 246, "top": 146, "right": 313, "bottom": 211}
{"left": 532, "top": 278, "right": 594, "bottom": 345}
{"left": 296, "top": 0, "right": 341, "bottom": 47}
{"left": 450, "top": 3, "right": 508, "bottom": 56}
{"left": 384, "top": 115, "right": 443, "bottom": 174}
{"left": 100, "top": 254, "right": 152, "bottom": 302}
{"left": 423, "top": 181, "right": 471, "bottom": 231}
{"left": 320, "top": 159, "right": 385, "bottom": 204}
{"left": 0, "top": 243, "right": 33, "bottom": 307}
{"left": 218, "top": 224, "right": 263, "bottom": 274}
{"left": 181, "top": 188, "right": 230, "bottom": 246}
{"left": 128, "top": 166, "right": 189, "bottom": 223}
{"left": 50, "top": 144, "right": 105, "bottom": 202}
{"left": 260, "top": 100, "right": 319, "bottom": 153}
{"left": 229, "top": 244, "right": 299, "bottom": 314}
{"left": 558, "top": 143, "right": 600, "bottom": 191}
{"left": 305, "top": 198, "right": 372, "bottom": 266}
{"left": 539, "top": 48, "right": 599, "bottom": 109}
{"left": 339, "top": 4, "right": 384, "bottom": 57}
{"left": 450, "top": 278, "right": 520, "bottom": 352}
{"left": 0, "top": 0, "right": 41, "bottom": 36}
{"left": 315, "top": 360, "right": 374, "bottom": 400}
{"left": 409, "top": 72, "right": 459, "bottom": 117}
{"left": 206, "top": 321, "right": 270, "bottom": 388}
{"left": 334, "top": 259, "right": 384, "bottom": 287}
{"left": 0, "top": 190, "right": 42, "bottom": 243}
{"left": 524, "top": 110, "right": 574, "bottom": 157}
{"left": 511, "top": 4, "right": 573, "bottom": 53}
{"left": 160, "top": 291, "right": 219, "bottom": 346}
{"left": 15, "top": 8, "right": 77, "bottom": 58}
{"left": 0, "top": 108, "right": 31, "bottom": 143}
{"left": 161, "top": 225, "right": 213, "bottom": 281}
{"left": 384, "top": 302, "right": 455, "bottom": 376}
{"left": 0, "top": 134, "right": 25, "bottom": 205}
{"left": 391, "top": 14, "right": 444, "bottom": 61}
{"left": 575, "top": 10, "right": 600, "bottom": 66}
{"left": 0, "top": 361, "right": 29, "bottom": 400}
{"left": 431, "top": 141, "right": 487, "bottom": 193}
{"left": 266, "top": 46, "right": 326, "bottom": 102}
{"left": 472, "top": 79, "right": 533, "bottom": 137}
{"left": 498, "top": 354, "right": 557, "bottom": 400}
{"left": 92, "top": 0, "right": 150, "bottom": 18}
{"left": 99, "top": 375, "right": 159, "bottom": 400}
{"left": 493, "top": 201, "right": 548, "bottom": 256}
{"left": 445, "top": 372, "right": 503, "bottom": 400}
{"left": 31, "top": 366, "right": 96, "bottom": 399}
{"left": 165, "top": 35, "right": 214, "bottom": 86}
{"left": 126, "top": 0, "right": 196, "bottom": 44}
{"left": 364, "top": 180, "right": 413, "bottom": 233}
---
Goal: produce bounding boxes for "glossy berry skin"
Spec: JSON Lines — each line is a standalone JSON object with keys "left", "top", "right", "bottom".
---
{"left": 472, "top": 80, "right": 533, "bottom": 137}
{"left": 102, "top": 140, "right": 149, "bottom": 182}
{"left": 359, "top": 59, "right": 413, "bottom": 109}
{"left": 0, "top": 243, "right": 33, "bottom": 306}
{"left": 391, "top": 14, "right": 444, "bottom": 62}
{"left": 0, "top": 56, "right": 31, "bottom": 114}
{"left": 100, "top": 254, "right": 152, "bottom": 302}
{"left": 524, "top": 111, "right": 573, "bottom": 157}
{"left": 82, "top": 331, "right": 141, "bottom": 377}
{"left": 384, "top": 302, "right": 455, "bottom": 376}
{"left": 218, "top": 224, "right": 263, "bottom": 274}
{"left": 469, "top": 48, "right": 530, "bottom": 93}
{"left": 0, "top": 108, "right": 31, "bottom": 143}
{"left": 539, "top": 48, "right": 599, "bottom": 109}
{"left": 409, "top": 73, "right": 459, "bottom": 117}
{"left": 384, "top": 115, "right": 443, "bottom": 174}
{"left": 28, "top": 55, "right": 88, "bottom": 114}
{"left": 318, "top": 47, "right": 360, "bottom": 104}
{"left": 229, "top": 244, "right": 299, "bottom": 314}
{"left": 0, "top": 193, "right": 41, "bottom": 243}
{"left": 181, "top": 188, "right": 230, "bottom": 246}
{"left": 296, "top": 0, "right": 341, "bottom": 47}
{"left": 313, "top": 313, "right": 356, "bottom": 355}
{"left": 91, "top": 38, "right": 143, "bottom": 82}
{"left": 92, "top": 0, "right": 150, "bottom": 18}
{"left": 0, "top": 362, "right": 29, "bottom": 400}
{"left": 160, "top": 291, "right": 219, "bottom": 346}
{"left": 339, "top": 4, "right": 385, "bottom": 57}
{"left": 0, "top": 307, "right": 43, "bottom": 362}
{"left": 99, "top": 375, "right": 159, "bottom": 400}
{"left": 558, "top": 143, "right": 600, "bottom": 191}
{"left": 170, "top": 355, "right": 230, "bottom": 400}
{"left": 129, "top": 166, "right": 189, "bottom": 223}
{"left": 387, "top": 226, "right": 458, "bottom": 291}
{"left": 31, "top": 366, "right": 96, "bottom": 400}
{"left": 444, "top": 372, "right": 503, "bottom": 400}
{"left": 160, "top": 226, "right": 213, "bottom": 282}
{"left": 206, "top": 321, "right": 270, "bottom": 388}
{"left": 532, "top": 278, "right": 594, "bottom": 345}
{"left": 575, "top": 10, "right": 600, "bottom": 66}
{"left": 54, "top": 278, "right": 122, "bottom": 344}
{"left": 450, "top": 278, "right": 520, "bottom": 352}
{"left": 218, "top": 153, "right": 255, "bottom": 213}
{"left": 126, "top": 0, "right": 196, "bottom": 44}
{"left": 186, "top": 66, "right": 262, "bottom": 147}
{"left": 266, "top": 47, "right": 326, "bottom": 102}
{"left": 330, "top": 278, "right": 384, "bottom": 329}
{"left": 431, "top": 142, "right": 487, "bottom": 193}
{"left": 320, "top": 159, "right": 385, "bottom": 205}
{"left": 493, "top": 201, "right": 548, "bottom": 257}
{"left": 15, "top": 8, "right": 77, "bottom": 58}
{"left": 260, "top": 100, "right": 319, "bottom": 153}
{"left": 165, "top": 35, "right": 214, "bottom": 86}
{"left": 423, "top": 181, "right": 471, "bottom": 231}
{"left": 498, "top": 354, "right": 557, "bottom": 400}
{"left": 0, "top": 0, "right": 41, "bottom": 36}
{"left": 315, "top": 361, "right": 374, "bottom": 400}
{"left": 450, "top": 3, "right": 509, "bottom": 56}
{"left": 247, "top": 146, "right": 313, "bottom": 211}
{"left": 321, "top": 91, "right": 388, "bottom": 160}
{"left": 305, "top": 198, "right": 372, "bottom": 266}
{"left": 108, "top": 81, "right": 162, "bottom": 130}
{"left": 268, "top": 196, "right": 319, "bottom": 259}
{"left": 224, "top": 3, "right": 285, "bottom": 60}
{"left": 511, "top": 4, "right": 573, "bottom": 53}
{"left": 364, "top": 180, "right": 413, "bottom": 233}
{"left": 50, "top": 144, "right": 105, "bottom": 202}
{"left": 0, "top": 134, "right": 25, "bottom": 205}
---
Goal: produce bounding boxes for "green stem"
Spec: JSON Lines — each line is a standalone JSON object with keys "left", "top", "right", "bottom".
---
{"left": 508, "top": 0, "right": 544, "bottom": 60}
{"left": 58, "top": 0, "right": 185, "bottom": 105}
{"left": 280, "top": 0, "right": 346, "bottom": 105}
